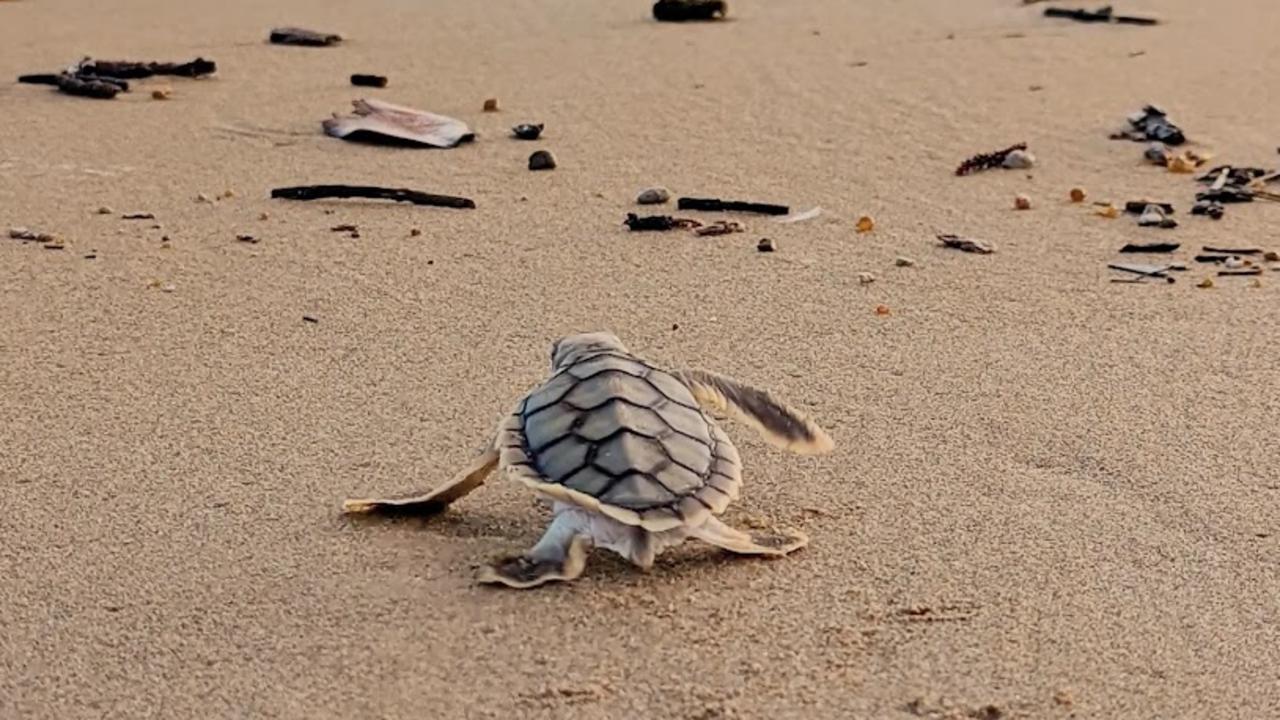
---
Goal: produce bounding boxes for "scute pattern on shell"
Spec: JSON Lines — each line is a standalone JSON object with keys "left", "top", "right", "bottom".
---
{"left": 507, "top": 352, "right": 741, "bottom": 529}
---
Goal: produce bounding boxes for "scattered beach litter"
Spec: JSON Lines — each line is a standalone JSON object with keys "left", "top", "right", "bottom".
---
{"left": 271, "top": 184, "right": 476, "bottom": 209}
{"left": 955, "top": 143, "right": 1032, "bottom": 176}
{"left": 18, "top": 56, "right": 216, "bottom": 99}
{"left": 512, "top": 123, "right": 544, "bottom": 140}
{"left": 937, "top": 234, "right": 994, "bottom": 254}
{"left": 322, "top": 98, "right": 475, "bottom": 148}
{"left": 270, "top": 27, "right": 342, "bottom": 47}
{"left": 623, "top": 214, "right": 701, "bottom": 231}
{"left": 1043, "top": 6, "right": 1159, "bottom": 26}
{"left": 1112, "top": 105, "right": 1184, "bottom": 145}
{"left": 653, "top": 0, "right": 728, "bottom": 22}
{"left": 677, "top": 197, "right": 789, "bottom": 215}
{"left": 636, "top": 187, "right": 671, "bottom": 205}
{"left": 528, "top": 150, "right": 557, "bottom": 170}
{"left": 693, "top": 220, "right": 745, "bottom": 236}
{"left": 1120, "top": 242, "right": 1179, "bottom": 253}
{"left": 773, "top": 206, "right": 822, "bottom": 223}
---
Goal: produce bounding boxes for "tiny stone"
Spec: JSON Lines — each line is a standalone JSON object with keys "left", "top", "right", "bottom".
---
{"left": 855, "top": 215, "right": 874, "bottom": 233}
{"left": 895, "top": 256, "right": 916, "bottom": 267}
{"left": 160, "top": 283, "right": 176, "bottom": 293}
{"left": 410, "top": 228, "right": 422, "bottom": 237}
{"left": 196, "top": 193, "right": 213, "bottom": 203}
{"left": 258, "top": 212, "right": 270, "bottom": 221}
{"left": 636, "top": 187, "right": 671, "bottom": 205}
{"left": 512, "top": 123, "right": 543, "bottom": 140}
{"left": 483, "top": 98, "right": 499, "bottom": 112}
{"left": 236, "top": 234, "right": 259, "bottom": 244}
{"left": 151, "top": 87, "right": 171, "bottom": 100}
{"left": 219, "top": 190, "right": 236, "bottom": 200}
{"left": 1014, "top": 194, "right": 1032, "bottom": 210}
{"left": 1095, "top": 203, "right": 1120, "bottom": 219}
{"left": 875, "top": 304, "right": 891, "bottom": 316}
{"left": 756, "top": 238, "right": 775, "bottom": 252}
{"left": 1069, "top": 187, "right": 1087, "bottom": 203}
{"left": 528, "top": 150, "right": 557, "bottom": 171}
{"left": 857, "top": 272, "right": 876, "bottom": 284}
{"left": 1144, "top": 142, "right": 1170, "bottom": 165}
{"left": 1197, "top": 277, "right": 1214, "bottom": 288}
{"left": 1002, "top": 149, "right": 1035, "bottom": 170}
{"left": 96, "top": 206, "right": 114, "bottom": 215}
{"left": 1261, "top": 250, "right": 1279, "bottom": 262}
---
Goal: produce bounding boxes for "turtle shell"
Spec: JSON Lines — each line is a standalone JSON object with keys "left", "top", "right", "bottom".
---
{"left": 498, "top": 352, "right": 741, "bottom": 532}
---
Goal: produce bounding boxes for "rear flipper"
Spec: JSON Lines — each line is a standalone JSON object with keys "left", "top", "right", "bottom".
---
{"left": 688, "top": 516, "right": 808, "bottom": 556}
{"left": 478, "top": 512, "right": 594, "bottom": 589}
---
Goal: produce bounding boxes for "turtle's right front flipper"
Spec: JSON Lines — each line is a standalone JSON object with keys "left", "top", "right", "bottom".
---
{"left": 342, "top": 441, "right": 499, "bottom": 517}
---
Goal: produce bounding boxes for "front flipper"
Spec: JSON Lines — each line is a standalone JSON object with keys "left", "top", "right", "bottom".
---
{"left": 674, "top": 368, "right": 834, "bottom": 455}
{"left": 342, "top": 443, "right": 499, "bottom": 517}
{"left": 478, "top": 530, "right": 592, "bottom": 590}
{"left": 688, "top": 516, "right": 808, "bottom": 556}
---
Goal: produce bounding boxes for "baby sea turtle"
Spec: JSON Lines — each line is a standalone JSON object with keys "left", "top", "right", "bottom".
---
{"left": 343, "top": 331, "right": 834, "bottom": 589}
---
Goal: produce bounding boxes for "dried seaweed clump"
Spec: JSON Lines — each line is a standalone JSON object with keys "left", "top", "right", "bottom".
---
{"left": 955, "top": 143, "right": 1028, "bottom": 176}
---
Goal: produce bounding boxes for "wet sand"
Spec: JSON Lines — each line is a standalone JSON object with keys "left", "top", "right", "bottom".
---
{"left": 2, "top": 1, "right": 1278, "bottom": 718}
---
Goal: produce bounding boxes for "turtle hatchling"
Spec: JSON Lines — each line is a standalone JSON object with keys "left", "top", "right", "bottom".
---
{"left": 343, "top": 331, "right": 834, "bottom": 589}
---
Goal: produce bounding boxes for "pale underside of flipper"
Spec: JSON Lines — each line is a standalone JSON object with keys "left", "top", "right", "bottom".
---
{"left": 673, "top": 368, "right": 835, "bottom": 455}
{"left": 342, "top": 445, "right": 498, "bottom": 516}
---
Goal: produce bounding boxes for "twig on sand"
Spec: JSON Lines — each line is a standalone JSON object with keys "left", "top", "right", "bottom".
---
{"left": 676, "top": 197, "right": 790, "bottom": 215}
{"left": 270, "top": 185, "right": 475, "bottom": 209}
{"left": 1044, "top": 6, "right": 1159, "bottom": 26}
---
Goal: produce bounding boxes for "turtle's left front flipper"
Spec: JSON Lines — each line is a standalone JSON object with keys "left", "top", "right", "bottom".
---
{"left": 674, "top": 368, "right": 834, "bottom": 455}
{"left": 343, "top": 442, "right": 499, "bottom": 517}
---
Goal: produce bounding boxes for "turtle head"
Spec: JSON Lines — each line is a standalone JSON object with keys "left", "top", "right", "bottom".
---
{"left": 550, "top": 331, "right": 628, "bottom": 370}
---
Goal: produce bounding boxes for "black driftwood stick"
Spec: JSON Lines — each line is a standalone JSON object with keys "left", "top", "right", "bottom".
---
{"left": 270, "top": 27, "right": 343, "bottom": 46}
{"left": 57, "top": 75, "right": 123, "bottom": 99}
{"left": 20, "top": 72, "right": 129, "bottom": 92}
{"left": 271, "top": 185, "right": 475, "bottom": 209}
{"left": 677, "top": 197, "right": 789, "bottom": 215}
{"left": 1045, "top": 7, "right": 1159, "bottom": 26}
{"left": 78, "top": 58, "right": 217, "bottom": 78}
{"left": 350, "top": 74, "right": 388, "bottom": 88}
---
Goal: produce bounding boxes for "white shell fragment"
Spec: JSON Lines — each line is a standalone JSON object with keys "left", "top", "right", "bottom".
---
{"left": 1002, "top": 149, "right": 1036, "bottom": 170}
{"left": 773, "top": 206, "right": 823, "bottom": 224}
{"left": 322, "top": 98, "right": 475, "bottom": 148}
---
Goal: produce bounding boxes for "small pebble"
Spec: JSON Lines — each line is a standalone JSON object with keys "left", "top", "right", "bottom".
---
{"left": 1002, "top": 149, "right": 1036, "bottom": 170}
{"left": 875, "top": 304, "right": 891, "bottom": 316}
{"left": 1070, "top": 187, "right": 1087, "bottom": 203}
{"left": 1167, "top": 155, "right": 1197, "bottom": 174}
{"left": 350, "top": 74, "right": 389, "bottom": 88}
{"left": 410, "top": 228, "right": 422, "bottom": 237}
{"left": 895, "top": 256, "right": 916, "bottom": 267}
{"left": 236, "top": 234, "right": 259, "bottom": 244}
{"left": 1014, "top": 194, "right": 1032, "bottom": 210}
{"left": 636, "top": 187, "right": 671, "bottom": 205}
{"left": 196, "top": 193, "right": 213, "bottom": 203}
{"left": 258, "top": 212, "right": 270, "bottom": 221}
{"left": 512, "top": 123, "right": 543, "bottom": 140}
{"left": 857, "top": 272, "right": 876, "bottom": 285}
{"left": 1197, "top": 278, "right": 1215, "bottom": 288}
{"left": 160, "top": 283, "right": 176, "bottom": 293}
{"left": 1144, "top": 142, "right": 1170, "bottom": 166}
{"left": 96, "top": 206, "right": 114, "bottom": 215}
{"left": 151, "top": 87, "right": 171, "bottom": 100}
{"left": 855, "top": 215, "right": 875, "bottom": 233}
{"left": 756, "top": 238, "right": 775, "bottom": 253}
{"left": 1264, "top": 251, "right": 1279, "bottom": 262}
{"left": 1224, "top": 257, "right": 1247, "bottom": 270}
{"left": 483, "top": 98, "right": 499, "bottom": 112}
{"left": 528, "top": 150, "right": 557, "bottom": 171}
{"left": 1095, "top": 203, "right": 1119, "bottom": 219}
{"left": 219, "top": 189, "right": 236, "bottom": 200}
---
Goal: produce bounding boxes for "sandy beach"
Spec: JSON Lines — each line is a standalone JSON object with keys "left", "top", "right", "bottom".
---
{"left": 2, "top": 0, "right": 1279, "bottom": 718}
